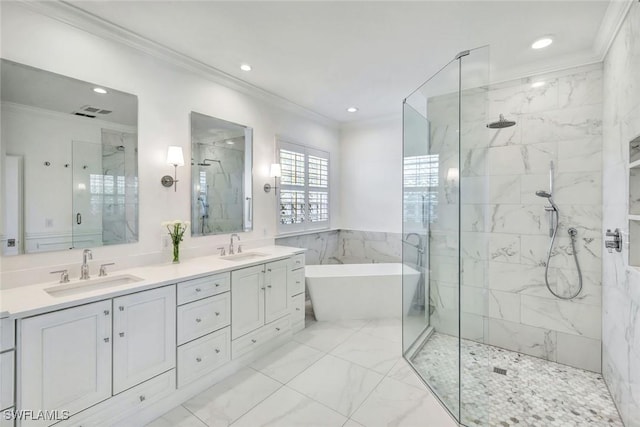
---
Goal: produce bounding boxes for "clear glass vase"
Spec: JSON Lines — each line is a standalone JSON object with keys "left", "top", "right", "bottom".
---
{"left": 172, "top": 242, "right": 180, "bottom": 263}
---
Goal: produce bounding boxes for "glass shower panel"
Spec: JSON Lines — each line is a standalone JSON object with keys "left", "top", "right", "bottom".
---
{"left": 402, "top": 47, "right": 490, "bottom": 426}
{"left": 72, "top": 140, "right": 103, "bottom": 249}
{"left": 402, "top": 56, "right": 462, "bottom": 421}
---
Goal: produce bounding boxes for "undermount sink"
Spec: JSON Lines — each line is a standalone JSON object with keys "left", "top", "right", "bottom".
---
{"left": 220, "top": 251, "right": 269, "bottom": 262}
{"left": 45, "top": 274, "right": 144, "bottom": 297}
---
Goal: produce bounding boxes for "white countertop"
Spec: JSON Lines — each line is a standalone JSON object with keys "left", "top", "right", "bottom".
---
{"left": 0, "top": 245, "right": 304, "bottom": 319}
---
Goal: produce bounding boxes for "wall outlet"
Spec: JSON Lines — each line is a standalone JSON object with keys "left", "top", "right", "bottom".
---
{"left": 162, "top": 235, "right": 170, "bottom": 249}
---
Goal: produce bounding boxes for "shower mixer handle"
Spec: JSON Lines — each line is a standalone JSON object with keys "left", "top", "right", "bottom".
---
{"left": 605, "top": 228, "right": 623, "bottom": 253}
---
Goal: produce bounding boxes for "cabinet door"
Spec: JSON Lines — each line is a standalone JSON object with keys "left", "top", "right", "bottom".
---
{"left": 113, "top": 285, "right": 176, "bottom": 394}
{"left": 20, "top": 300, "right": 112, "bottom": 424}
{"left": 264, "top": 259, "right": 290, "bottom": 323}
{"left": 231, "top": 265, "right": 265, "bottom": 339}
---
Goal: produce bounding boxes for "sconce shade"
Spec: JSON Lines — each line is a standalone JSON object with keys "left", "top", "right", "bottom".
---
{"left": 269, "top": 163, "right": 282, "bottom": 178}
{"left": 166, "top": 146, "right": 184, "bottom": 166}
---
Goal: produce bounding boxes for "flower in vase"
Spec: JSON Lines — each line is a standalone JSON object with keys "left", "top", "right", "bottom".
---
{"left": 163, "top": 220, "right": 189, "bottom": 263}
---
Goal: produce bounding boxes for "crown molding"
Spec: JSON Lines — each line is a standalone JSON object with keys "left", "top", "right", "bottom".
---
{"left": 15, "top": 0, "right": 338, "bottom": 129}
{"left": 593, "top": 0, "right": 635, "bottom": 60}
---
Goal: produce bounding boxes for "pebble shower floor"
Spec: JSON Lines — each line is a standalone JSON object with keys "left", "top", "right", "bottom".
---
{"left": 411, "top": 333, "right": 623, "bottom": 427}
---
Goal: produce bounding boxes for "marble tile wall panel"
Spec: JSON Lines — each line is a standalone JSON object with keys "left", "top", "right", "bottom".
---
{"left": 602, "top": 2, "right": 640, "bottom": 425}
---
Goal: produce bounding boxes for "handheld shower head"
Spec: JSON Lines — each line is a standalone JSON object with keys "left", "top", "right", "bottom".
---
{"left": 535, "top": 190, "right": 552, "bottom": 198}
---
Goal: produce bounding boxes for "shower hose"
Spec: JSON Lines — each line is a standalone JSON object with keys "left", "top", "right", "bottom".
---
{"left": 543, "top": 209, "right": 583, "bottom": 300}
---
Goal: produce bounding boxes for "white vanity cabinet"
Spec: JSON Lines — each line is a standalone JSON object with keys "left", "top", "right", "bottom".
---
{"left": 288, "top": 254, "right": 306, "bottom": 332}
{"left": 19, "top": 300, "right": 113, "bottom": 426}
{"left": 231, "top": 260, "right": 290, "bottom": 340}
{"left": 113, "top": 285, "right": 176, "bottom": 394}
{"left": 1, "top": 316, "right": 16, "bottom": 425}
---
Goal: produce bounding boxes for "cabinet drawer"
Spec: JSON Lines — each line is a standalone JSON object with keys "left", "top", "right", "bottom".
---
{"left": 178, "top": 327, "right": 230, "bottom": 388}
{"left": 0, "top": 351, "right": 14, "bottom": 411}
{"left": 292, "top": 320, "right": 305, "bottom": 334}
{"left": 177, "top": 293, "right": 230, "bottom": 345}
{"left": 288, "top": 268, "right": 305, "bottom": 297}
{"left": 178, "top": 273, "right": 230, "bottom": 305}
{"left": 232, "top": 316, "right": 291, "bottom": 359}
{"left": 289, "top": 254, "right": 305, "bottom": 271}
{"left": 291, "top": 293, "right": 305, "bottom": 324}
{"left": 58, "top": 370, "right": 175, "bottom": 427}
{"left": 0, "top": 318, "right": 14, "bottom": 352}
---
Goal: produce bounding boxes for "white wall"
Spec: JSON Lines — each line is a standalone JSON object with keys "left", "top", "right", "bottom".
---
{"left": 0, "top": 3, "right": 340, "bottom": 288}
{"left": 339, "top": 115, "right": 402, "bottom": 232}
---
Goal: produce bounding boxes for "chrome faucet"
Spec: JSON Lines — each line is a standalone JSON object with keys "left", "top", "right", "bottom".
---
{"left": 81, "top": 249, "right": 92, "bottom": 280}
{"left": 404, "top": 233, "right": 424, "bottom": 254}
{"left": 229, "top": 233, "right": 240, "bottom": 255}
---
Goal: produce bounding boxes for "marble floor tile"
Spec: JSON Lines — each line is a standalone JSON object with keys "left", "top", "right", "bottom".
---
{"left": 386, "top": 358, "right": 427, "bottom": 391}
{"left": 330, "top": 331, "right": 400, "bottom": 375}
{"left": 351, "top": 377, "right": 458, "bottom": 427}
{"left": 359, "top": 318, "right": 403, "bottom": 343}
{"left": 230, "top": 386, "right": 346, "bottom": 427}
{"left": 182, "top": 367, "right": 281, "bottom": 427}
{"left": 145, "top": 405, "right": 207, "bottom": 427}
{"left": 292, "top": 321, "right": 358, "bottom": 352}
{"left": 250, "top": 340, "right": 324, "bottom": 383}
{"left": 288, "top": 353, "right": 384, "bottom": 417}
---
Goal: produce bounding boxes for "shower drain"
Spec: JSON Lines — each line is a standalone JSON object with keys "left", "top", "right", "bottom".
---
{"left": 493, "top": 367, "right": 507, "bottom": 375}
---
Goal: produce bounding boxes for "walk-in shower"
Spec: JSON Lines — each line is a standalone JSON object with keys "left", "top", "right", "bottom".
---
{"left": 402, "top": 46, "right": 622, "bottom": 426}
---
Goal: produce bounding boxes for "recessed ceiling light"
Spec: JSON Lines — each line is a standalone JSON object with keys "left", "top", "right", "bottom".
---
{"left": 346, "top": 107, "right": 358, "bottom": 113}
{"left": 93, "top": 87, "right": 107, "bottom": 94}
{"left": 240, "top": 64, "right": 252, "bottom": 71}
{"left": 531, "top": 37, "right": 553, "bottom": 50}
{"left": 531, "top": 81, "right": 545, "bottom": 88}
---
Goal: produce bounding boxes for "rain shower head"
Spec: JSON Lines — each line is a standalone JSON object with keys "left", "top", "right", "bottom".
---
{"left": 487, "top": 114, "right": 516, "bottom": 129}
{"left": 535, "top": 190, "right": 552, "bottom": 198}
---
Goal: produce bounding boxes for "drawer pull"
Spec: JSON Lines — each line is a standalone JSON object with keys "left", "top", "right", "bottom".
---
{"left": 296, "top": 308, "right": 301, "bottom": 311}
{"left": 267, "top": 285, "right": 272, "bottom": 288}
{"left": 119, "top": 306, "right": 124, "bottom": 311}
{"left": 119, "top": 332, "right": 125, "bottom": 337}
{"left": 276, "top": 327, "right": 281, "bottom": 331}
{"left": 195, "top": 287, "right": 202, "bottom": 292}
{"left": 268, "top": 268, "right": 272, "bottom": 272}
{"left": 215, "top": 348, "right": 220, "bottom": 353}
{"left": 195, "top": 317, "right": 202, "bottom": 323}
{"left": 196, "top": 357, "right": 202, "bottom": 363}
{"left": 215, "top": 311, "right": 220, "bottom": 316}
{"left": 215, "top": 283, "right": 220, "bottom": 287}
{"left": 139, "top": 395, "right": 146, "bottom": 402}
{"left": 104, "top": 310, "right": 110, "bottom": 315}
{"left": 251, "top": 339, "right": 257, "bottom": 343}
{"left": 104, "top": 337, "right": 110, "bottom": 343}
{"left": 261, "top": 287, "right": 265, "bottom": 290}
{"left": 296, "top": 281, "right": 301, "bottom": 284}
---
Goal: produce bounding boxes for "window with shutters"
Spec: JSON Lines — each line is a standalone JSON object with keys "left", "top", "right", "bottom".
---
{"left": 403, "top": 154, "right": 439, "bottom": 227}
{"left": 277, "top": 140, "right": 330, "bottom": 233}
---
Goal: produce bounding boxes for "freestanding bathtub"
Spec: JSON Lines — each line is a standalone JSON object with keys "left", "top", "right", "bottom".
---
{"left": 305, "top": 263, "right": 421, "bottom": 321}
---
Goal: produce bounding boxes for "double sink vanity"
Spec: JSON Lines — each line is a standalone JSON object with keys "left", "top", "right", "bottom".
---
{"left": 0, "top": 245, "right": 306, "bottom": 427}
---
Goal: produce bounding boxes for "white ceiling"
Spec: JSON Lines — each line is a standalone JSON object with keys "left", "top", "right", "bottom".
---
{"left": 64, "top": 0, "right": 624, "bottom": 123}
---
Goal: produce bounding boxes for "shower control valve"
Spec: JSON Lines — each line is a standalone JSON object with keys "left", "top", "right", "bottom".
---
{"left": 605, "top": 228, "right": 623, "bottom": 253}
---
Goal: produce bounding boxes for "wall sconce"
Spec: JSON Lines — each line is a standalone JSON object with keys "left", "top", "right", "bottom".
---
{"left": 161, "top": 146, "right": 184, "bottom": 192}
{"left": 264, "top": 163, "right": 281, "bottom": 193}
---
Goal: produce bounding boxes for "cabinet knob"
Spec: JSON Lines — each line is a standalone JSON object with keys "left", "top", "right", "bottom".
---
{"left": 251, "top": 339, "right": 257, "bottom": 343}
{"left": 296, "top": 308, "right": 301, "bottom": 311}
{"left": 267, "top": 268, "right": 272, "bottom": 272}
{"left": 139, "top": 395, "right": 145, "bottom": 402}
{"left": 104, "top": 337, "right": 110, "bottom": 343}
{"left": 296, "top": 281, "right": 301, "bottom": 284}
{"left": 196, "top": 357, "right": 202, "bottom": 363}
{"left": 104, "top": 310, "right": 110, "bottom": 315}
{"left": 267, "top": 285, "right": 272, "bottom": 288}
{"left": 119, "top": 306, "right": 124, "bottom": 311}
{"left": 215, "top": 312, "right": 220, "bottom": 316}
{"left": 119, "top": 332, "right": 125, "bottom": 337}
{"left": 261, "top": 287, "right": 265, "bottom": 291}
{"left": 276, "top": 327, "right": 281, "bottom": 331}
{"left": 215, "top": 348, "right": 220, "bottom": 353}
{"left": 215, "top": 283, "right": 220, "bottom": 287}
{"left": 195, "top": 287, "right": 202, "bottom": 292}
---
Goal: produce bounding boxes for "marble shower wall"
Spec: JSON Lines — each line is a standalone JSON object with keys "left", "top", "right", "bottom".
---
{"left": 602, "top": 2, "right": 640, "bottom": 425}
{"left": 275, "top": 229, "right": 405, "bottom": 265}
{"left": 427, "top": 64, "right": 604, "bottom": 373}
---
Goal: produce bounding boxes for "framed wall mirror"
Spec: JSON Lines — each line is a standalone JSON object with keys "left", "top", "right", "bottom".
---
{"left": 0, "top": 59, "right": 139, "bottom": 256}
{"left": 190, "top": 112, "right": 253, "bottom": 236}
